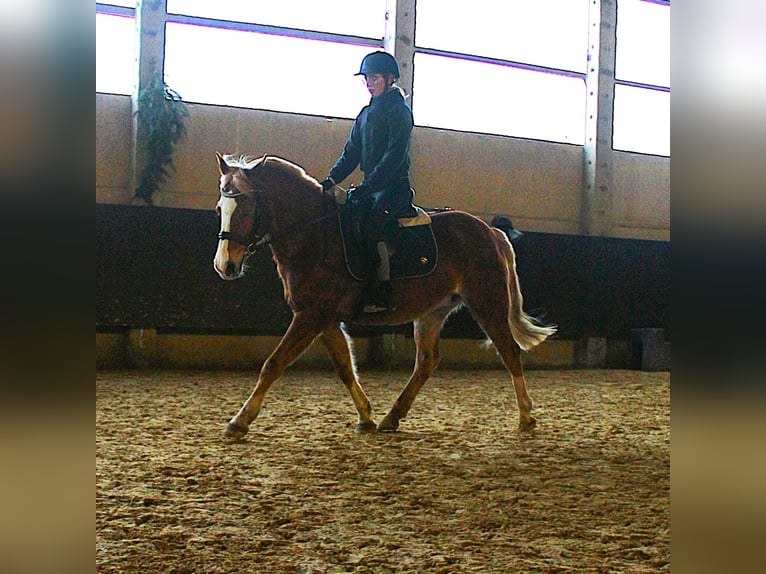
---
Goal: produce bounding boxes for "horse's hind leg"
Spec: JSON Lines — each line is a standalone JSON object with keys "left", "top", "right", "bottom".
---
{"left": 472, "top": 311, "right": 536, "bottom": 431}
{"left": 466, "top": 292, "right": 537, "bottom": 431}
{"left": 318, "top": 324, "right": 376, "bottom": 431}
{"left": 495, "top": 332, "right": 536, "bottom": 431}
{"left": 378, "top": 305, "right": 454, "bottom": 431}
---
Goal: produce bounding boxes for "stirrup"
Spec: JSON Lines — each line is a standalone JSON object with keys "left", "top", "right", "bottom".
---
{"left": 362, "top": 282, "right": 394, "bottom": 314}
{"left": 363, "top": 300, "right": 394, "bottom": 314}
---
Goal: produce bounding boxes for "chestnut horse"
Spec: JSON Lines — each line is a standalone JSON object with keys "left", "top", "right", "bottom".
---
{"left": 213, "top": 153, "right": 556, "bottom": 439}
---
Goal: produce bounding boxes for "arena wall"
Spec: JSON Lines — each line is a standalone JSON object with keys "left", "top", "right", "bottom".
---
{"left": 96, "top": 93, "right": 669, "bottom": 370}
{"left": 96, "top": 94, "right": 669, "bottom": 240}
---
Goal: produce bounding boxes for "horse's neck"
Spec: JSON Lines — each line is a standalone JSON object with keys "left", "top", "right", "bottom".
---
{"left": 258, "top": 163, "right": 319, "bottom": 221}
{"left": 264, "top": 187, "right": 327, "bottom": 258}
{"left": 268, "top": 190, "right": 324, "bottom": 231}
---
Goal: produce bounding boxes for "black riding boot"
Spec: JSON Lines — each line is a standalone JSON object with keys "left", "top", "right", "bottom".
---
{"left": 363, "top": 240, "right": 394, "bottom": 314}
{"left": 363, "top": 280, "right": 394, "bottom": 314}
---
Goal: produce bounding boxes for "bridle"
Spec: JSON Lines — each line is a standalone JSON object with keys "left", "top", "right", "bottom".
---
{"left": 217, "top": 188, "right": 339, "bottom": 257}
{"left": 217, "top": 188, "right": 271, "bottom": 256}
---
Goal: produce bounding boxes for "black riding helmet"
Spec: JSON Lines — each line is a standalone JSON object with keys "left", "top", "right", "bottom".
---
{"left": 355, "top": 51, "right": 400, "bottom": 79}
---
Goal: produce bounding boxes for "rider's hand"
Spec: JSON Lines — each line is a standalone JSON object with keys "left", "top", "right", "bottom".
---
{"left": 320, "top": 177, "right": 347, "bottom": 204}
{"left": 319, "top": 178, "right": 335, "bottom": 193}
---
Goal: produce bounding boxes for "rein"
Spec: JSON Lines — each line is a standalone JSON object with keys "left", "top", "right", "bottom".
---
{"left": 217, "top": 190, "right": 338, "bottom": 257}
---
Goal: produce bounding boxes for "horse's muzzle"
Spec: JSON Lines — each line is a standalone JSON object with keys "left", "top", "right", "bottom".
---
{"left": 212, "top": 257, "right": 243, "bottom": 280}
{"left": 224, "top": 261, "right": 238, "bottom": 278}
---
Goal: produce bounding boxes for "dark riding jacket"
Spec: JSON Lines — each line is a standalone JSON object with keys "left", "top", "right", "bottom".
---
{"left": 329, "top": 87, "right": 414, "bottom": 217}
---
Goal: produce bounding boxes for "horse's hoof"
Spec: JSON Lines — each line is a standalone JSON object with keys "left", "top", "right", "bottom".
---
{"left": 377, "top": 414, "right": 400, "bottom": 432}
{"left": 224, "top": 421, "right": 249, "bottom": 441}
{"left": 519, "top": 417, "right": 537, "bottom": 432}
{"left": 355, "top": 421, "right": 377, "bottom": 433}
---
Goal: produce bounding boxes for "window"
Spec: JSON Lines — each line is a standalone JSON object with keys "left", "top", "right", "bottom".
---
{"left": 95, "top": 3, "right": 136, "bottom": 95}
{"left": 164, "top": 24, "right": 373, "bottom": 117}
{"left": 613, "top": 85, "right": 669, "bottom": 156}
{"left": 166, "top": 0, "right": 385, "bottom": 39}
{"left": 414, "top": 53, "right": 586, "bottom": 144}
{"left": 98, "top": 0, "right": 135, "bottom": 7}
{"left": 415, "top": 0, "right": 589, "bottom": 73}
{"left": 614, "top": 0, "right": 670, "bottom": 155}
{"left": 163, "top": 0, "right": 385, "bottom": 118}
{"left": 413, "top": 0, "right": 590, "bottom": 144}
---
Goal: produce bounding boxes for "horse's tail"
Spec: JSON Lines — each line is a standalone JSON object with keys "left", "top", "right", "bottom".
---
{"left": 491, "top": 228, "right": 557, "bottom": 351}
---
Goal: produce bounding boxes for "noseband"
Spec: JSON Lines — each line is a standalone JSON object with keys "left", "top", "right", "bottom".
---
{"left": 217, "top": 190, "right": 272, "bottom": 255}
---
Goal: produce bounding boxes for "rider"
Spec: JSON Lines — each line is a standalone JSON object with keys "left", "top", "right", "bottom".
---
{"left": 320, "top": 51, "right": 416, "bottom": 314}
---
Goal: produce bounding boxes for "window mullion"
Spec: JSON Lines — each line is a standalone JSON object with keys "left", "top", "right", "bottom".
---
{"left": 96, "top": 3, "right": 135, "bottom": 18}
{"left": 415, "top": 47, "right": 586, "bottom": 81}
{"left": 615, "top": 79, "right": 670, "bottom": 93}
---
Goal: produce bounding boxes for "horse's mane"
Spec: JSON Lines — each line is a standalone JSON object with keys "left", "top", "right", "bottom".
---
{"left": 223, "top": 154, "right": 317, "bottom": 186}
{"left": 222, "top": 154, "right": 263, "bottom": 170}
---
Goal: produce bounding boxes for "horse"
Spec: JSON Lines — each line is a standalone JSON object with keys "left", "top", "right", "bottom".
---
{"left": 212, "top": 152, "right": 556, "bottom": 440}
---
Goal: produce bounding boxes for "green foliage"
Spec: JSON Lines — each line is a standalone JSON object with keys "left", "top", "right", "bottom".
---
{"left": 134, "top": 75, "right": 189, "bottom": 204}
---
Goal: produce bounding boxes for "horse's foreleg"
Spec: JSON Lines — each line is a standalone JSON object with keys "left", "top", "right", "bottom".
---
{"left": 225, "top": 314, "right": 322, "bottom": 440}
{"left": 378, "top": 311, "right": 448, "bottom": 431}
{"left": 318, "top": 324, "right": 376, "bottom": 432}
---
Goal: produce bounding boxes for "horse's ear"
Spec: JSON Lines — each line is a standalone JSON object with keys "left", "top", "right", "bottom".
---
{"left": 216, "top": 152, "right": 230, "bottom": 175}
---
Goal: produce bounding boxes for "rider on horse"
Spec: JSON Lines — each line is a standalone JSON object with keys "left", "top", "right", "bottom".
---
{"left": 320, "top": 51, "right": 416, "bottom": 314}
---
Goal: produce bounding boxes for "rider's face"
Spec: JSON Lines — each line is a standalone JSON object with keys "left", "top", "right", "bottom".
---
{"left": 364, "top": 74, "right": 390, "bottom": 98}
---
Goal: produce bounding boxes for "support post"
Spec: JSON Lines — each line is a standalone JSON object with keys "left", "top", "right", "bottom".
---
{"left": 582, "top": 0, "right": 617, "bottom": 236}
{"left": 131, "top": 0, "right": 168, "bottom": 203}
{"left": 384, "top": 0, "right": 416, "bottom": 107}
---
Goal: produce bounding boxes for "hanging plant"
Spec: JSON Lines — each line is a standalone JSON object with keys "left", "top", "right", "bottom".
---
{"left": 134, "top": 75, "right": 189, "bottom": 204}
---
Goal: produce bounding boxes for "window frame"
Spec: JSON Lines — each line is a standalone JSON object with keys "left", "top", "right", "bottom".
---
{"left": 96, "top": 2, "right": 135, "bottom": 17}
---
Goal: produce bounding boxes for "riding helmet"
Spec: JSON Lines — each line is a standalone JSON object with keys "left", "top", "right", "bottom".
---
{"left": 356, "top": 51, "right": 400, "bottom": 79}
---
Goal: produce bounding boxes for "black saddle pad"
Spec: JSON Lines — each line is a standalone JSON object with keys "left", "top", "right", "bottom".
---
{"left": 339, "top": 207, "right": 438, "bottom": 281}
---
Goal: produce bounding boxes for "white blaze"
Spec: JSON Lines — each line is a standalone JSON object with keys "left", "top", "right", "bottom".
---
{"left": 213, "top": 196, "right": 239, "bottom": 278}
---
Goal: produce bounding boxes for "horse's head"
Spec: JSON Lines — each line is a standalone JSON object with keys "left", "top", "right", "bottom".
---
{"left": 212, "top": 152, "right": 268, "bottom": 280}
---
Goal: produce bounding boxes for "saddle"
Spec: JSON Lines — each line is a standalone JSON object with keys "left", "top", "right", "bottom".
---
{"left": 339, "top": 205, "right": 438, "bottom": 281}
